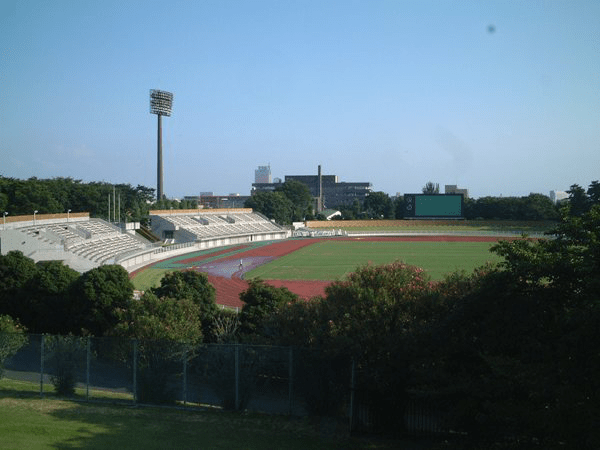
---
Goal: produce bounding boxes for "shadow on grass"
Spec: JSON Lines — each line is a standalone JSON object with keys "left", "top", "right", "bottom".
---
{"left": 46, "top": 402, "right": 363, "bottom": 450}
{"left": 0, "top": 384, "right": 441, "bottom": 449}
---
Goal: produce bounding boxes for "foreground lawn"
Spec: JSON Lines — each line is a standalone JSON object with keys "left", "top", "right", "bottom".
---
{"left": 247, "top": 240, "right": 502, "bottom": 281}
{"left": 0, "top": 379, "right": 419, "bottom": 450}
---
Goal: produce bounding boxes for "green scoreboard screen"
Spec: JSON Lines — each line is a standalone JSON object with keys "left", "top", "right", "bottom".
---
{"left": 404, "top": 194, "right": 464, "bottom": 218}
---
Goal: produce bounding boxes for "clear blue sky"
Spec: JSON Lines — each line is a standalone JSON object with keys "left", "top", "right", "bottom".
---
{"left": 2, "top": 0, "right": 599, "bottom": 200}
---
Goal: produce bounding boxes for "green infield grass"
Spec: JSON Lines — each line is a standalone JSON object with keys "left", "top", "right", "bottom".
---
{"left": 0, "top": 378, "right": 421, "bottom": 450}
{"left": 131, "top": 267, "right": 172, "bottom": 291}
{"left": 246, "top": 240, "right": 503, "bottom": 281}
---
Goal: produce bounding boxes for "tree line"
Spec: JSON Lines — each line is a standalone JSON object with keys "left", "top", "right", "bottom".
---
{"left": 0, "top": 257, "right": 237, "bottom": 344}
{"left": 244, "top": 180, "right": 578, "bottom": 222}
{"left": 4, "top": 176, "right": 598, "bottom": 225}
{"left": 0, "top": 176, "right": 201, "bottom": 225}
{"left": 322, "top": 182, "right": 600, "bottom": 221}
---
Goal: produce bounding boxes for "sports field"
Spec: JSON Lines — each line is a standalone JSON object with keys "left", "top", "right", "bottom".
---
{"left": 130, "top": 235, "right": 512, "bottom": 307}
{"left": 246, "top": 238, "right": 502, "bottom": 281}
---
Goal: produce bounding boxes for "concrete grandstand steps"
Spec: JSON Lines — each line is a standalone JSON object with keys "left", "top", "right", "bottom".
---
{"left": 152, "top": 210, "right": 285, "bottom": 245}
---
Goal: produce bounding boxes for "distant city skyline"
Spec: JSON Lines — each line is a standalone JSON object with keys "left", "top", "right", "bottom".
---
{"left": 2, "top": 1, "right": 599, "bottom": 199}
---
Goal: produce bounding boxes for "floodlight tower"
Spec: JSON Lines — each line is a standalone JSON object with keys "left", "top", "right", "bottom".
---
{"left": 150, "top": 89, "right": 173, "bottom": 201}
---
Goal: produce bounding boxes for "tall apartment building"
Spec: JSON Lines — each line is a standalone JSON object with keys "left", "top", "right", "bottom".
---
{"left": 255, "top": 165, "right": 272, "bottom": 184}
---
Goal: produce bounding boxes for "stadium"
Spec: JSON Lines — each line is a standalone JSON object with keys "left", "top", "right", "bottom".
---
{"left": 0, "top": 207, "right": 540, "bottom": 309}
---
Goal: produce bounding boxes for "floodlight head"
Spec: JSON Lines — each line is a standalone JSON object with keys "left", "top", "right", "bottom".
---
{"left": 150, "top": 89, "right": 173, "bottom": 116}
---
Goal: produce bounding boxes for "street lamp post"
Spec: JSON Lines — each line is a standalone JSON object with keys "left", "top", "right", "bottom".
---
{"left": 2, "top": 212, "right": 7, "bottom": 230}
{"left": 33, "top": 210, "right": 38, "bottom": 225}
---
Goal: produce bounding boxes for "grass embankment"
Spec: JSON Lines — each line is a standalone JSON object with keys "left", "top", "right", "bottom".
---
{"left": 246, "top": 240, "right": 502, "bottom": 281}
{"left": 0, "top": 379, "right": 414, "bottom": 450}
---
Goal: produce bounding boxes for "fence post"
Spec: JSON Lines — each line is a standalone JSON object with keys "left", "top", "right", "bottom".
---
{"left": 132, "top": 339, "right": 137, "bottom": 405}
{"left": 40, "top": 335, "right": 45, "bottom": 398}
{"left": 86, "top": 337, "right": 91, "bottom": 402}
{"left": 288, "top": 347, "right": 294, "bottom": 416}
{"left": 182, "top": 345, "right": 187, "bottom": 407}
{"left": 234, "top": 345, "right": 240, "bottom": 411}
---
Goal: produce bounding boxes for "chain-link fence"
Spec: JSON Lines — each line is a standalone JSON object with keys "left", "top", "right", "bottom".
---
{"left": 0, "top": 334, "right": 352, "bottom": 417}
{"left": 1, "top": 332, "right": 449, "bottom": 435}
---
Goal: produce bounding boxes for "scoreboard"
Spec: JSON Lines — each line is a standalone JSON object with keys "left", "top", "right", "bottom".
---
{"left": 404, "top": 194, "right": 464, "bottom": 218}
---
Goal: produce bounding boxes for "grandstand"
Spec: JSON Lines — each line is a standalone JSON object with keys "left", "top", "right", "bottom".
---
{"left": 0, "top": 213, "right": 151, "bottom": 273}
{"left": 0, "top": 209, "right": 289, "bottom": 274}
{"left": 149, "top": 208, "right": 288, "bottom": 246}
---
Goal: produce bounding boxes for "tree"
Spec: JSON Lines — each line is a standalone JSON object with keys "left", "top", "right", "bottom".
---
{"left": 0, "top": 251, "right": 38, "bottom": 294}
{"left": 153, "top": 270, "right": 216, "bottom": 308}
{"left": 363, "top": 191, "right": 393, "bottom": 219}
{"left": 111, "top": 291, "right": 203, "bottom": 404}
{"left": 70, "top": 265, "right": 134, "bottom": 336}
{"left": 44, "top": 335, "right": 87, "bottom": 396}
{"left": 268, "top": 298, "right": 324, "bottom": 347}
{"left": 0, "top": 251, "right": 38, "bottom": 322}
{"left": 320, "top": 261, "right": 440, "bottom": 430}
{"left": 239, "top": 279, "right": 298, "bottom": 340}
{"left": 0, "top": 176, "right": 155, "bottom": 221}
{"left": 423, "top": 208, "right": 600, "bottom": 445}
{"left": 587, "top": 180, "right": 600, "bottom": 207}
{"left": 322, "top": 261, "right": 436, "bottom": 357}
{"left": 151, "top": 270, "right": 218, "bottom": 341}
{"left": 112, "top": 291, "right": 203, "bottom": 344}
{"left": 0, "top": 253, "right": 82, "bottom": 334}
{"left": 22, "top": 261, "right": 80, "bottom": 334}
{"left": 494, "top": 205, "right": 600, "bottom": 301}
{"left": 520, "top": 193, "right": 559, "bottom": 220}
{"left": 0, "top": 192, "right": 8, "bottom": 213}
{"left": 210, "top": 308, "right": 240, "bottom": 343}
{"left": 244, "top": 191, "right": 293, "bottom": 224}
{"left": 566, "top": 183, "right": 588, "bottom": 216}
{"left": 11, "top": 178, "right": 63, "bottom": 214}
{"left": 0, "top": 315, "right": 27, "bottom": 379}
{"left": 393, "top": 195, "right": 405, "bottom": 219}
{"left": 422, "top": 181, "right": 440, "bottom": 194}
{"left": 463, "top": 194, "right": 559, "bottom": 220}
{"left": 339, "top": 198, "right": 365, "bottom": 220}
{"left": 276, "top": 180, "right": 313, "bottom": 222}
